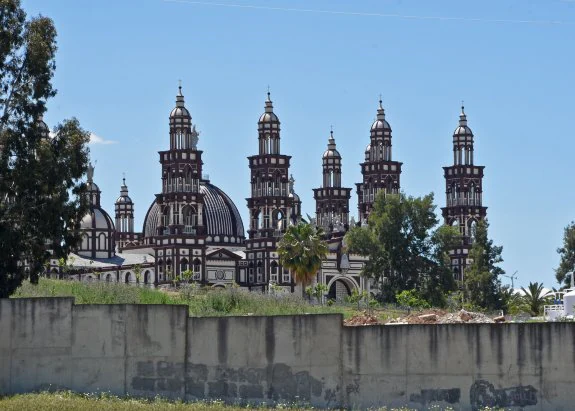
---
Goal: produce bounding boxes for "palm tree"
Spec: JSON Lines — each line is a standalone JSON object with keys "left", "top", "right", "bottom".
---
{"left": 277, "top": 222, "right": 328, "bottom": 299}
{"left": 520, "top": 282, "right": 551, "bottom": 316}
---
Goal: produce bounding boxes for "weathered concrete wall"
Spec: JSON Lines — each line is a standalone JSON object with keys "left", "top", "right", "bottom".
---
{"left": 1, "top": 298, "right": 574, "bottom": 410}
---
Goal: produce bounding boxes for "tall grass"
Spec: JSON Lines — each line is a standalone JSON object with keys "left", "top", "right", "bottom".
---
{"left": 12, "top": 279, "right": 348, "bottom": 317}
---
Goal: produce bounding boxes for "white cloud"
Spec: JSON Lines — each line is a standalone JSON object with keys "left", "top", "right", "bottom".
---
{"left": 89, "top": 133, "right": 117, "bottom": 145}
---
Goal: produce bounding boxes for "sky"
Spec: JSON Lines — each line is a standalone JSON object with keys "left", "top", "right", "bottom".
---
{"left": 23, "top": 0, "right": 575, "bottom": 288}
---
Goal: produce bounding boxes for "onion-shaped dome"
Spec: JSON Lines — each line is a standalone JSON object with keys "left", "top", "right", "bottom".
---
{"left": 371, "top": 100, "right": 391, "bottom": 132}
{"left": 143, "top": 182, "right": 245, "bottom": 245}
{"left": 453, "top": 105, "right": 473, "bottom": 137}
{"left": 323, "top": 130, "right": 341, "bottom": 158}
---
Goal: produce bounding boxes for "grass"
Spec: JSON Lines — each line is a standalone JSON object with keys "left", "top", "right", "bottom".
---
{"left": 0, "top": 391, "right": 507, "bottom": 411}
{"left": 13, "top": 278, "right": 399, "bottom": 319}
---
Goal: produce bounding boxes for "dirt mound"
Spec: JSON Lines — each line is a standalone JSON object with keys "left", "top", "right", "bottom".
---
{"left": 344, "top": 311, "right": 380, "bottom": 326}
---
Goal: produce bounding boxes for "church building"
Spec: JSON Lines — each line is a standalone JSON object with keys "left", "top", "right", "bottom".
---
{"left": 50, "top": 87, "right": 488, "bottom": 298}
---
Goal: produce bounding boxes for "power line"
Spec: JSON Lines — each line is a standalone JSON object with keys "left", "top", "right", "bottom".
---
{"left": 163, "top": 0, "right": 575, "bottom": 25}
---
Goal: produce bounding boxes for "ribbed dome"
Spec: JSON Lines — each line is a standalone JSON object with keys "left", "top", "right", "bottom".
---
{"left": 170, "top": 106, "right": 190, "bottom": 118}
{"left": 81, "top": 208, "right": 115, "bottom": 230}
{"left": 143, "top": 182, "right": 245, "bottom": 244}
{"left": 115, "top": 179, "right": 133, "bottom": 204}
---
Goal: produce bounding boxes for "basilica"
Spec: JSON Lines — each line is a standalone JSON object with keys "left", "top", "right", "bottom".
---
{"left": 52, "top": 86, "right": 486, "bottom": 300}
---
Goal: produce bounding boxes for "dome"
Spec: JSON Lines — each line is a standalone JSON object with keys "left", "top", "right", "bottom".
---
{"left": 115, "top": 195, "right": 132, "bottom": 203}
{"left": 143, "top": 182, "right": 245, "bottom": 244}
{"left": 87, "top": 181, "right": 100, "bottom": 191}
{"left": 371, "top": 119, "right": 391, "bottom": 131}
{"left": 323, "top": 149, "right": 341, "bottom": 158}
{"left": 259, "top": 112, "right": 279, "bottom": 123}
{"left": 170, "top": 106, "right": 190, "bottom": 118}
{"left": 80, "top": 207, "right": 115, "bottom": 230}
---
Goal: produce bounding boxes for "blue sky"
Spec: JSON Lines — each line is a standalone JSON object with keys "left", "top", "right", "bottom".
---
{"left": 24, "top": 0, "right": 575, "bottom": 288}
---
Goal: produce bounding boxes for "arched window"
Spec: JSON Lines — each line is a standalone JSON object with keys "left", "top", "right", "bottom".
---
{"left": 166, "top": 259, "right": 173, "bottom": 280}
{"left": 193, "top": 258, "right": 201, "bottom": 280}
{"left": 272, "top": 209, "right": 284, "bottom": 232}
{"left": 256, "top": 261, "right": 263, "bottom": 283}
{"left": 270, "top": 261, "right": 279, "bottom": 283}
{"left": 181, "top": 258, "right": 189, "bottom": 273}
{"left": 182, "top": 206, "right": 197, "bottom": 234}
{"left": 144, "top": 270, "right": 150, "bottom": 284}
{"left": 98, "top": 233, "right": 107, "bottom": 251}
{"left": 125, "top": 272, "right": 131, "bottom": 283}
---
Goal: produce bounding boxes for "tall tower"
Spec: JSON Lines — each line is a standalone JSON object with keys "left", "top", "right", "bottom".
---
{"left": 356, "top": 99, "right": 402, "bottom": 224}
{"left": 115, "top": 177, "right": 135, "bottom": 249}
{"left": 245, "top": 92, "right": 295, "bottom": 289}
{"left": 313, "top": 129, "right": 352, "bottom": 234}
{"left": 441, "top": 105, "right": 487, "bottom": 281}
{"left": 152, "top": 85, "right": 206, "bottom": 280}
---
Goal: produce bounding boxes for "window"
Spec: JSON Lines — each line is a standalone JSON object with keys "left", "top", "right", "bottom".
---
{"left": 270, "top": 262, "right": 278, "bottom": 283}
{"left": 282, "top": 268, "right": 291, "bottom": 283}
{"left": 257, "top": 262, "right": 263, "bottom": 283}
{"left": 193, "top": 259, "right": 201, "bottom": 280}
{"left": 248, "top": 268, "right": 254, "bottom": 283}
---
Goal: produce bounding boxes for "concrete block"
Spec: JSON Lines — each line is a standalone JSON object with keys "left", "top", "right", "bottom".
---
{"left": 125, "top": 305, "right": 187, "bottom": 357}
{"left": 10, "top": 298, "right": 73, "bottom": 349}
{"left": 406, "top": 325, "right": 474, "bottom": 375}
{"left": 70, "top": 358, "right": 125, "bottom": 395}
{"left": 0, "top": 356, "right": 11, "bottom": 394}
{"left": 0, "top": 299, "right": 12, "bottom": 350}
{"left": 72, "top": 305, "right": 126, "bottom": 358}
{"left": 10, "top": 347, "right": 72, "bottom": 393}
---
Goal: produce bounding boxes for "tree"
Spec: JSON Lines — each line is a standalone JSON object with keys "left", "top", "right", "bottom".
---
{"left": 277, "top": 222, "right": 328, "bottom": 298}
{"left": 0, "top": 0, "right": 90, "bottom": 298}
{"left": 555, "top": 222, "right": 575, "bottom": 288}
{"left": 520, "top": 282, "right": 551, "bottom": 317}
{"left": 463, "top": 220, "right": 505, "bottom": 311}
{"left": 345, "top": 191, "right": 459, "bottom": 305}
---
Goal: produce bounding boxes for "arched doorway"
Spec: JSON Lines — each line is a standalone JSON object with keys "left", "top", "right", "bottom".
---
{"left": 327, "top": 278, "right": 354, "bottom": 302}
{"left": 144, "top": 270, "right": 150, "bottom": 285}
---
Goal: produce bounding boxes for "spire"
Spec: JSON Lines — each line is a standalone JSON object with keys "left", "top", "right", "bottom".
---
{"left": 120, "top": 173, "right": 128, "bottom": 196}
{"left": 265, "top": 88, "right": 273, "bottom": 113}
{"left": 176, "top": 81, "right": 185, "bottom": 107}
{"left": 459, "top": 101, "right": 467, "bottom": 126}
{"left": 377, "top": 97, "right": 386, "bottom": 121}
{"left": 327, "top": 127, "right": 336, "bottom": 150}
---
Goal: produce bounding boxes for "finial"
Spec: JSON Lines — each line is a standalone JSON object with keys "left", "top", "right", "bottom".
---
{"left": 122, "top": 172, "right": 126, "bottom": 186}
{"left": 178, "top": 79, "right": 182, "bottom": 95}
{"left": 330, "top": 125, "right": 334, "bottom": 138}
{"left": 379, "top": 94, "right": 383, "bottom": 108}
{"left": 266, "top": 85, "right": 271, "bottom": 101}
{"left": 461, "top": 100, "right": 465, "bottom": 114}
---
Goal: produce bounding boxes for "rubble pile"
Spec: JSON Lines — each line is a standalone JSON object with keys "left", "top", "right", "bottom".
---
{"left": 345, "top": 309, "right": 504, "bottom": 326}
{"left": 344, "top": 311, "right": 380, "bottom": 326}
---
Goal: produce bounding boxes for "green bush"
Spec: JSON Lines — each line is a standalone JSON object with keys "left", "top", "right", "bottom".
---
{"left": 395, "top": 290, "right": 430, "bottom": 309}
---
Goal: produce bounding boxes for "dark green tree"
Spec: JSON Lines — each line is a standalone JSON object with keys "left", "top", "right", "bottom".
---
{"left": 463, "top": 220, "right": 505, "bottom": 310}
{"left": 0, "top": 0, "right": 90, "bottom": 298}
{"left": 555, "top": 222, "right": 575, "bottom": 288}
{"left": 345, "top": 191, "right": 459, "bottom": 305}
{"left": 277, "top": 222, "right": 328, "bottom": 298}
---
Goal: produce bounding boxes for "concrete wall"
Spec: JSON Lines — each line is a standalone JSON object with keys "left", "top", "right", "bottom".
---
{"left": 1, "top": 298, "right": 574, "bottom": 410}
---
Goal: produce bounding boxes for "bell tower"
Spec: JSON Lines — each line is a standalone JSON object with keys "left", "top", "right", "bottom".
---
{"left": 152, "top": 85, "right": 207, "bottom": 281}
{"left": 245, "top": 92, "right": 295, "bottom": 289}
{"left": 441, "top": 105, "right": 487, "bottom": 281}
{"left": 313, "top": 129, "right": 352, "bottom": 234}
{"left": 115, "top": 177, "right": 135, "bottom": 249}
{"left": 356, "top": 99, "right": 402, "bottom": 224}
